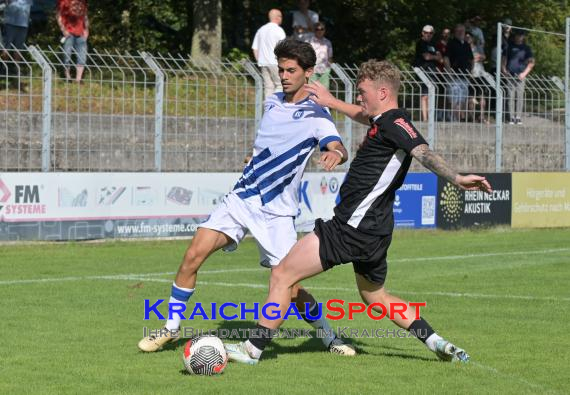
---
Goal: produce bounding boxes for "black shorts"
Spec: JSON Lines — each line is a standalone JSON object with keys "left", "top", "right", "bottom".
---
{"left": 314, "top": 217, "right": 392, "bottom": 285}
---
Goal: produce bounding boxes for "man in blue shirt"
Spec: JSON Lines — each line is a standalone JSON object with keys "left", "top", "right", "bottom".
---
{"left": 502, "top": 29, "right": 534, "bottom": 125}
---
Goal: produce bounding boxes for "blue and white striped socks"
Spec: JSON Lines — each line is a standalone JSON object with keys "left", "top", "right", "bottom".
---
{"left": 165, "top": 283, "right": 194, "bottom": 331}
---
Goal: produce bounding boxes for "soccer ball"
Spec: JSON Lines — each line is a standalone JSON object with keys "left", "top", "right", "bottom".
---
{"left": 183, "top": 336, "right": 228, "bottom": 375}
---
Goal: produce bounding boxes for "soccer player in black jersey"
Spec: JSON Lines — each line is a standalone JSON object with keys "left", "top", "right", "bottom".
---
{"left": 226, "top": 60, "right": 492, "bottom": 365}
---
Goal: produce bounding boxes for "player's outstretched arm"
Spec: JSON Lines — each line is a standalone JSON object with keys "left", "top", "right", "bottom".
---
{"left": 304, "top": 81, "right": 369, "bottom": 125}
{"left": 411, "top": 144, "right": 492, "bottom": 192}
{"left": 319, "top": 141, "right": 348, "bottom": 171}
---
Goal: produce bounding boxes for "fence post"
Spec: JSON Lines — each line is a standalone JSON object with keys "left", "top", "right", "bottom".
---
{"left": 28, "top": 46, "right": 52, "bottom": 172}
{"left": 242, "top": 60, "right": 263, "bottom": 132}
{"left": 331, "top": 63, "right": 353, "bottom": 166}
{"left": 565, "top": 17, "right": 570, "bottom": 171}
{"left": 413, "top": 67, "right": 436, "bottom": 146}
{"left": 141, "top": 52, "right": 164, "bottom": 172}
{"left": 495, "top": 22, "right": 504, "bottom": 172}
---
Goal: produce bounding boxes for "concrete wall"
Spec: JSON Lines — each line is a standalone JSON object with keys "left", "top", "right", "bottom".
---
{"left": 0, "top": 112, "right": 565, "bottom": 172}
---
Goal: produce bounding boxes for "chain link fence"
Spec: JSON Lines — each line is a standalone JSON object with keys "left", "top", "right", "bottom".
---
{"left": 0, "top": 45, "right": 567, "bottom": 173}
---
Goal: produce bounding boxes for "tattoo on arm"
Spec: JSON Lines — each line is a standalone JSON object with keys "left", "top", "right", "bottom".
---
{"left": 411, "top": 144, "right": 458, "bottom": 184}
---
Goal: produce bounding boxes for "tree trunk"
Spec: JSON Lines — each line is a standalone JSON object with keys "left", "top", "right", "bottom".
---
{"left": 191, "top": 0, "right": 222, "bottom": 64}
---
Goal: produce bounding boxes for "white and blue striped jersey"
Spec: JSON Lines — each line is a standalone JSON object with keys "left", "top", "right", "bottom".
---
{"left": 232, "top": 92, "right": 342, "bottom": 216}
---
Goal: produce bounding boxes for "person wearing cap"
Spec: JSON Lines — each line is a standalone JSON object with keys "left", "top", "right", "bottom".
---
{"left": 502, "top": 29, "right": 534, "bottom": 125}
{"left": 413, "top": 25, "right": 441, "bottom": 122}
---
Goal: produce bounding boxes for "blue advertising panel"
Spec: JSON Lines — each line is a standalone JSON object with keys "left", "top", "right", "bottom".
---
{"left": 394, "top": 173, "right": 437, "bottom": 228}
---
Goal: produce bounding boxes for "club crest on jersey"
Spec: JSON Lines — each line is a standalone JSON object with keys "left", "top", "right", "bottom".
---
{"left": 394, "top": 118, "right": 418, "bottom": 139}
{"left": 368, "top": 124, "right": 379, "bottom": 138}
{"left": 293, "top": 109, "right": 305, "bottom": 119}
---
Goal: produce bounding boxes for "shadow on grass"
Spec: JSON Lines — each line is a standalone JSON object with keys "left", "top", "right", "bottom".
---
{"left": 156, "top": 320, "right": 433, "bottom": 363}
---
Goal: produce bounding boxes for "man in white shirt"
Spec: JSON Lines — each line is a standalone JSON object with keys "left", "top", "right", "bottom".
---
{"left": 252, "top": 9, "right": 286, "bottom": 99}
{"left": 292, "top": 0, "right": 319, "bottom": 42}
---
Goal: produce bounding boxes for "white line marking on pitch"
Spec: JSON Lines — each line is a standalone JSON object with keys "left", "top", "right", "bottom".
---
{"left": 0, "top": 268, "right": 262, "bottom": 285}
{"left": 39, "top": 275, "right": 565, "bottom": 302}
{"left": 471, "top": 362, "right": 560, "bottom": 394}
{"left": 1, "top": 276, "right": 569, "bottom": 302}
{"left": 1, "top": 247, "right": 569, "bottom": 303}
{"left": 108, "top": 268, "right": 264, "bottom": 278}
{"left": 390, "top": 247, "right": 570, "bottom": 263}
{"left": 1, "top": 245, "right": 568, "bottom": 285}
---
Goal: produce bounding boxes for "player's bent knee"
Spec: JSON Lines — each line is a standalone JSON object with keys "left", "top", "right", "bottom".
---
{"left": 358, "top": 291, "right": 376, "bottom": 306}
{"left": 181, "top": 248, "right": 206, "bottom": 272}
{"left": 359, "top": 289, "right": 388, "bottom": 306}
{"left": 269, "top": 266, "right": 295, "bottom": 292}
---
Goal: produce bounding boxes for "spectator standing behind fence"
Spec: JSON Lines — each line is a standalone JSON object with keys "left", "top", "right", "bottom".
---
{"left": 468, "top": 32, "right": 485, "bottom": 78}
{"left": 502, "top": 29, "right": 534, "bottom": 125}
{"left": 435, "top": 28, "right": 450, "bottom": 71}
{"left": 252, "top": 9, "right": 286, "bottom": 99}
{"left": 309, "top": 22, "right": 332, "bottom": 89}
{"left": 2, "top": 0, "right": 32, "bottom": 51}
{"left": 57, "top": 0, "right": 88, "bottom": 83}
{"left": 1, "top": 0, "right": 32, "bottom": 92}
{"left": 490, "top": 19, "right": 512, "bottom": 122}
{"left": 0, "top": 2, "right": 4, "bottom": 47}
{"left": 444, "top": 24, "right": 473, "bottom": 122}
{"left": 292, "top": 0, "right": 318, "bottom": 42}
{"left": 466, "top": 31, "right": 488, "bottom": 123}
{"left": 467, "top": 16, "right": 485, "bottom": 50}
{"left": 413, "top": 25, "right": 441, "bottom": 122}
{"left": 491, "top": 20, "right": 512, "bottom": 72}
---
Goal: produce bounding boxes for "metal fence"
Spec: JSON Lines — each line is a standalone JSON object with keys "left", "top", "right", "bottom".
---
{"left": 0, "top": 45, "right": 567, "bottom": 173}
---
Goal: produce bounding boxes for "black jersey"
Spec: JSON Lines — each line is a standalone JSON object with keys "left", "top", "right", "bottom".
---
{"left": 333, "top": 109, "right": 428, "bottom": 235}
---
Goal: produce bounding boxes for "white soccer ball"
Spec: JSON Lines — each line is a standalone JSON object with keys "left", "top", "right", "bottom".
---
{"left": 183, "top": 335, "right": 227, "bottom": 376}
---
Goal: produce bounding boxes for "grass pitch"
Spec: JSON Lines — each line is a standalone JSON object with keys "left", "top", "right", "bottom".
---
{"left": 1, "top": 227, "right": 569, "bottom": 394}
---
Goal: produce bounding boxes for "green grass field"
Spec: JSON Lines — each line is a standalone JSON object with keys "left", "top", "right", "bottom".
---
{"left": 1, "top": 228, "right": 569, "bottom": 394}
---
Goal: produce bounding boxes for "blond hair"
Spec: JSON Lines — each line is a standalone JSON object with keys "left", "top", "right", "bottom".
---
{"left": 357, "top": 60, "right": 401, "bottom": 92}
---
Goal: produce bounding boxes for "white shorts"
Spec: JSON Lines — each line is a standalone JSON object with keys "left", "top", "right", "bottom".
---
{"left": 198, "top": 192, "right": 297, "bottom": 267}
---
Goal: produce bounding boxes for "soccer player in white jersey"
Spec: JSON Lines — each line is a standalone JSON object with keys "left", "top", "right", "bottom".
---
{"left": 138, "top": 38, "right": 355, "bottom": 356}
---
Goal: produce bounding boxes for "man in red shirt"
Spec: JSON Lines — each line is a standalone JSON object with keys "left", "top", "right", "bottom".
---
{"left": 56, "top": 0, "right": 89, "bottom": 82}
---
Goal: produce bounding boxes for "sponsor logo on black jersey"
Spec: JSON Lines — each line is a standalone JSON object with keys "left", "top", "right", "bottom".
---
{"left": 394, "top": 118, "right": 418, "bottom": 139}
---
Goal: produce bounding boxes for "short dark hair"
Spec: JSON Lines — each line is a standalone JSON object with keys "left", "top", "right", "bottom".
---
{"left": 274, "top": 38, "right": 316, "bottom": 70}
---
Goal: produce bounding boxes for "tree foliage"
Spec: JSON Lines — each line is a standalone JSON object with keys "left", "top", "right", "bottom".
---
{"left": 27, "top": 0, "right": 570, "bottom": 75}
